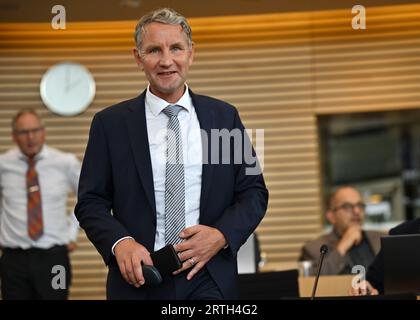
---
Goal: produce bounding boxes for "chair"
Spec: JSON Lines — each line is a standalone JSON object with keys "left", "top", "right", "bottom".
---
{"left": 238, "top": 269, "right": 299, "bottom": 299}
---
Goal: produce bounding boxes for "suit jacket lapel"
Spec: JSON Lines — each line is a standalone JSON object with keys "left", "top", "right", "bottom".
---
{"left": 125, "top": 91, "right": 156, "bottom": 218}
{"left": 190, "top": 90, "right": 215, "bottom": 219}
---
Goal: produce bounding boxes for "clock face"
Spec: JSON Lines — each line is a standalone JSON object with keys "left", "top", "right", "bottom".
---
{"left": 40, "top": 62, "right": 96, "bottom": 116}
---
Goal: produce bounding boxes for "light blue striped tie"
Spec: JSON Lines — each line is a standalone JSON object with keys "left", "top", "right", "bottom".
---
{"left": 162, "top": 105, "right": 185, "bottom": 245}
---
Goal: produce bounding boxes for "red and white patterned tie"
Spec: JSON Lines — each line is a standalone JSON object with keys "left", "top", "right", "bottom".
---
{"left": 26, "top": 157, "right": 43, "bottom": 240}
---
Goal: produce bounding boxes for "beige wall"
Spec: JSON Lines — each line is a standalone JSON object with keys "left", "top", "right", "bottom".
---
{"left": 1, "top": 4, "right": 419, "bottom": 299}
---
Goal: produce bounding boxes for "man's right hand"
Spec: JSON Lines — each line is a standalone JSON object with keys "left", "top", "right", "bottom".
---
{"left": 114, "top": 238, "right": 153, "bottom": 287}
{"left": 336, "top": 225, "right": 363, "bottom": 256}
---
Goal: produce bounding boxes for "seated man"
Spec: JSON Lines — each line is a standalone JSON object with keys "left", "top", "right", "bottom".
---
{"left": 299, "top": 186, "right": 384, "bottom": 275}
{"left": 350, "top": 218, "right": 420, "bottom": 296}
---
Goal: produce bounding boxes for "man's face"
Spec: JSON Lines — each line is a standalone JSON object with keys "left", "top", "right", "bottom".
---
{"left": 12, "top": 113, "right": 45, "bottom": 158}
{"left": 133, "top": 22, "right": 194, "bottom": 103}
{"left": 326, "top": 187, "right": 366, "bottom": 235}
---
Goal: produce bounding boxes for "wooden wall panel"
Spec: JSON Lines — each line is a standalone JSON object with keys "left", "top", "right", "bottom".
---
{"left": 1, "top": 3, "right": 419, "bottom": 299}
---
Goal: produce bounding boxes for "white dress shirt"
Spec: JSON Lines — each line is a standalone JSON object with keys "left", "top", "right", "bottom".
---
{"left": 0, "top": 145, "right": 80, "bottom": 249}
{"left": 146, "top": 85, "right": 202, "bottom": 251}
{"left": 112, "top": 85, "right": 203, "bottom": 254}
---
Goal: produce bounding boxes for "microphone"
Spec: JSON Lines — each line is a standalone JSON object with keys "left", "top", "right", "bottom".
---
{"left": 310, "top": 244, "right": 328, "bottom": 300}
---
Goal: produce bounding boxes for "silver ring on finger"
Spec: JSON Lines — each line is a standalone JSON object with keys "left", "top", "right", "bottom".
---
{"left": 189, "top": 257, "right": 196, "bottom": 266}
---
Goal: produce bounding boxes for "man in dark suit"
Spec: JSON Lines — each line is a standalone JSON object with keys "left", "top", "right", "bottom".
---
{"left": 350, "top": 218, "right": 420, "bottom": 295}
{"left": 75, "top": 8, "right": 268, "bottom": 300}
{"left": 299, "top": 186, "right": 383, "bottom": 275}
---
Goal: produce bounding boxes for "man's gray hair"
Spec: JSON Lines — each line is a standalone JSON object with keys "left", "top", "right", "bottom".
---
{"left": 134, "top": 8, "right": 193, "bottom": 50}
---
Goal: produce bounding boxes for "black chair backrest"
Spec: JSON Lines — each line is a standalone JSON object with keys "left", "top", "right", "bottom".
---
{"left": 238, "top": 269, "right": 299, "bottom": 299}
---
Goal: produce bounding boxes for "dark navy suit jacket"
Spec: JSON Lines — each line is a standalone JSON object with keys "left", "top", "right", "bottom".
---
{"left": 75, "top": 89, "right": 268, "bottom": 299}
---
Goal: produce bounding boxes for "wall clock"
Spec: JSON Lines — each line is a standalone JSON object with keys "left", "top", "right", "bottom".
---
{"left": 40, "top": 62, "right": 96, "bottom": 116}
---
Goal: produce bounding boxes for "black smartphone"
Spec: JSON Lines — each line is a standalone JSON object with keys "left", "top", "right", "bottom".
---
{"left": 150, "top": 244, "right": 182, "bottom": 276}
{"left": 141, "top": 265, "right": 162, "bottom": 286}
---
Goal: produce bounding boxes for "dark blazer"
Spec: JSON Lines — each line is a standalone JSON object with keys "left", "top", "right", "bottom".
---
{"left": 75, "top": 89, "right": 268, "bottom": 299}
{"left": 367, "top": 218, "right": 420, "bottom": 294}
{"left": 299, "top": 229, "right": 383, "bottom": 275}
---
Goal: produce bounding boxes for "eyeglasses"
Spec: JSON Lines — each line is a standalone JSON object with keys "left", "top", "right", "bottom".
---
{"left": 332, "top": 202, "right": 366, "bottom": 213}
{"left": 14, "top": 127, "right": 44, "bottom": 136}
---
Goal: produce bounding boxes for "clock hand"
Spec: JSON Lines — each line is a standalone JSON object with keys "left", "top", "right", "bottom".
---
{"left": 65, "top": 66, "right": 70, "bottom": 93}
{"left": 66, "top": 78, "right": 81, "bottom": 92}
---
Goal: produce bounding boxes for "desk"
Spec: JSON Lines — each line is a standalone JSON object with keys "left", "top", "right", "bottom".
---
{"left": 299, "top": 275, "right": 420, "bottom": 299}
{"left": 299, "top": 275, "right": 354, "bottom": 297}
{"left": 261, "top": 263, "right": 357, "bottom": 298}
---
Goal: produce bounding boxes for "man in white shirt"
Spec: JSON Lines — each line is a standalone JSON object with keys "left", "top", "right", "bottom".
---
{"left": 0, "top": 109, "right": 80, "bottom": 299}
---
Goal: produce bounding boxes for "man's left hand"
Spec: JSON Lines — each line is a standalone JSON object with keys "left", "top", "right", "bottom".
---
{"left": 173, "top": 225, "right": 227, "bottom": 280}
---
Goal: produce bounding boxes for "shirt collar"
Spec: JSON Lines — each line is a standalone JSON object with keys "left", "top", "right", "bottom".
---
{"left": 17, "top": 144, "right": 48, "bottom": 162}
{"left": 145, "top": 84, "right": 192, "bottom": 117}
